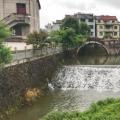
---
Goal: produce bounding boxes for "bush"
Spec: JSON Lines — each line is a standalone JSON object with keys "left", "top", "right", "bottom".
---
{"left": 0, "top": 22, "right": 12, "bottom": 65}
{"left": 27, "top": 30, "right": 48, "bottom": 49}
{"left": 0, "top": 44, "right": 12, "bottom": 64}
{"left": 40, "top": 98, "right": 120, "bottom": 120}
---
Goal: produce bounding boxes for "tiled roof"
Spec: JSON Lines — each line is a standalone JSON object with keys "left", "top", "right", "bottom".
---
{"left": 100, "top": 16, "right": 117, "bottom": 21}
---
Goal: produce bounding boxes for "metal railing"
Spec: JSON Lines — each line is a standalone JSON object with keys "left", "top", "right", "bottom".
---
{"left": 5, "top": 45, "right": 62, "bottom": 67}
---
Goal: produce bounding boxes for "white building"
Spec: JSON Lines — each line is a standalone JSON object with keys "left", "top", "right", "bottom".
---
{"left": 96, "top": 16, "right": 120, "bottom": 39}
{"left": 74, "top": 13, "right": 96, "bottom": 37}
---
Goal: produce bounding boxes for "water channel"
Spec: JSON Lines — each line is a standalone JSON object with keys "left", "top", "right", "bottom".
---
{"left": 9, "top": 56, "right": 120, "bottom": 120}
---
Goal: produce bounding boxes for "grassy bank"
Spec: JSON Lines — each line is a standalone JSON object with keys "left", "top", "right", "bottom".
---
{"left": 41, "top": 98, "right": 120, "bottom": 120}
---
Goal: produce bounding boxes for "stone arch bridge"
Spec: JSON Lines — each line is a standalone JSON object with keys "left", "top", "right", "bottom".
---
{"left": 77, "top": 40, "right": 120, "bottom": 55}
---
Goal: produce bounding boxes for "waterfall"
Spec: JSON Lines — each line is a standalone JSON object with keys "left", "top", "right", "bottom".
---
{"left": 52, "top": 65, "right": 120, "bottom": 92}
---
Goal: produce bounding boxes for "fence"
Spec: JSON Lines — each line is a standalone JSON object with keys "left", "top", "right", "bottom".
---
{"left": 6, "top": 45, "right": 62, "bottom": 67}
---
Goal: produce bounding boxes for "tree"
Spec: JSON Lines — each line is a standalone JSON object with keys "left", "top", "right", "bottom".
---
{"left": 49, "top": 30, "right": 63, "bottom": 44}
{"left": 27, "top": 30, "right": 48, "bottom": 49}
{"left": 50, "top": 28, "right": 86, "bottom": 50}
{"left": 74, "top": 34, "right": 88, "bottom": 46}
{"left": 0, "top": 22, "right": 11, "bottom": 44}
{"left": 79, "top": 22, "right": 91, "bottom": 36}
{"left": 49, "top": 16, "right": 91, "bottom": 51}
{"left": 0, "top": 22, "right": 12, "bottom": 65}
{"left": 61, "top": 16, "right": 80, "bottom": 34}
{"left": 0, "top": 44, "right": 12, "bottom": 64}
{"left": 60, "top": 28, "right": 76, "bottom": 50}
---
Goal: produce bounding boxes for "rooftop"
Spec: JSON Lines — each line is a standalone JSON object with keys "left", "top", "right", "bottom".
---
{"left": 100, "top": 16, "right": 117, "bottom": 21}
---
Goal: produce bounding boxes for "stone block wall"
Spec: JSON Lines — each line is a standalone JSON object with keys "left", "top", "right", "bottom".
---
{"left": 0, "top": 53, "right": 63, "bottom": 119}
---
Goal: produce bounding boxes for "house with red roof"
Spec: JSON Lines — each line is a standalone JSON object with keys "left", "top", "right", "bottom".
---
{"left": 96, "top": 15, "right": 120, "bottom": 39}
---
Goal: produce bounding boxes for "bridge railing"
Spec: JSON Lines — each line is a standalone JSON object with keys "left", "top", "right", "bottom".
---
{"left": 87, "top": 38, "right": 120, "bottom": 48}
{"left": 5, "top": 45, "right": 62, "bottom": 67}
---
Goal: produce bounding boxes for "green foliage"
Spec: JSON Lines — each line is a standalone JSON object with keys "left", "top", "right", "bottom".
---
{"left": 61, "top": 16, "right": 80, "bottom": 34}
{"left": 60, "top": 28, "right": 76, "bottom": 49}
{"left": 79, "top": 22, "right": 91, "bottom": 36}
{"left": 74, "top": 34, "right": 87, "bottom": 46}
{"left": 0, "top": 22, "right": 11, "bottom": 44}
{"left": 0, "top": 44, "right": 12, "bottom": 64}
{"left": 40, "top": 98, "right": 120, "bottom": 120}
{"left": 0, "top": 22, "right": 12, "bottom": 64}
{"left": 50, "top": 28, "right": 87, "bottom": 50}
{"left": 49, "top": 17, "right": 90, "bottom": 50}
{"left": 49, "top": 30, "right": 63, "bottom": 44}
{"left": 27, "top": 30, "right": 48, "bottom": 49}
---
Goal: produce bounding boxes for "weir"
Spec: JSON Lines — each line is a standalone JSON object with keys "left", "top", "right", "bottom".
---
{"left": 52, "top": 65, "right": 120, "bottom": 92}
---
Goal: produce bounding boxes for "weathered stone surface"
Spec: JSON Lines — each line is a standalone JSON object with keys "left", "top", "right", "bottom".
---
{"left": 0, "top": 54, "right": 63, "bottom": 119}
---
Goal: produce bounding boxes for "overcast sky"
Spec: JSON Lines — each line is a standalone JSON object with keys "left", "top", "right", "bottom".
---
{"left": 40, "top": 0, "right": 120, "bottom": 28}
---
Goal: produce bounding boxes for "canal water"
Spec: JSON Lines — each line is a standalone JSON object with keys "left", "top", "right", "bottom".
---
{"left": 10, "top": 56, "right": 120, "bottom": 120}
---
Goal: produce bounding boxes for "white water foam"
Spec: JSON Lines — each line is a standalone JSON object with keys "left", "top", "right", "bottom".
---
{"left": 52, "top": 65, "right": 120, "bottom": 92}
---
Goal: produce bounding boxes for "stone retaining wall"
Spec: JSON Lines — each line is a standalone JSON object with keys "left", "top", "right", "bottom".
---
{"left": 0, "top": 53, "right": 63, "bottom": 119}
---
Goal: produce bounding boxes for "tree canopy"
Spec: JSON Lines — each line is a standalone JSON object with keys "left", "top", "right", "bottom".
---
{"left": 0, "top": 22, "right": 11, "bottom": 44}
{"left": 79, "top": 22, "right": 91, "bottom": 36}
{"left": 61, "top": 16, "right": 80, "bottom": 34}
{"left": 49, "top": 16, "right": 90, "bottom": 50}
{"left": 27, "top": 30, "right": 48, "bottom": 49}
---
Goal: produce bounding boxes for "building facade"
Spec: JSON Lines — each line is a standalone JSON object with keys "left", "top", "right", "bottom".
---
{"left": 45, "top": 20, "right": 62, "bottom": 33}
{"left": 96, "top": 16, "right": 120, "bottom": 39}
{"left": 45, "top": 13, "right": 120, "bottom": 39}
{"left": 0, "top": 0, "right": 40, "bottom": 39}
{"left": 74, "top": 13, "right": 96, "bottom": 37}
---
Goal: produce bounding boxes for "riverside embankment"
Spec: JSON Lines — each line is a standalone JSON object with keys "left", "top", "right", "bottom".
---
{"left": 0, "top": 51, "right": 65, "bottom": 120}
{"left": 8, "top": 55, "right": 120, "bottom": 120}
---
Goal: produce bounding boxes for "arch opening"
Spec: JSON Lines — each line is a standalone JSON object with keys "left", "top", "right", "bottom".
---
{"left": 77, "top": 42, "right": 109, "bottom": 56}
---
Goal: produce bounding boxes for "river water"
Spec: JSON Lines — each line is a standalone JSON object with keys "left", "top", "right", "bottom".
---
{"left": 10, "top": 56, "right": 120, "bottom": 120}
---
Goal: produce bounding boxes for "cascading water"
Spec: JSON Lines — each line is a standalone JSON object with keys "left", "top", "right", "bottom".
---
{"left": 52, "top": 65, "right": 120, "bottom": 92}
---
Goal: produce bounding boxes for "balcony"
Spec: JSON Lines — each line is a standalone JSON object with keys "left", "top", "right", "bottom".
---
{"left": 104, "top": 28, "right": 113, "bottom": 32}
{"left": 1, "top": 13, "right": 30, "bottom": 27}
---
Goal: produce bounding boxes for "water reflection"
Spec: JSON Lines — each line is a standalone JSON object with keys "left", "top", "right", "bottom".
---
{"left": 78, "top": 56, "right": 108, "bottom": 65}
{"left": 64, "top": 56, "right": 120, "bottom": 65}
{"left": 9, "top": 90, "right": 120, "bottom": 120}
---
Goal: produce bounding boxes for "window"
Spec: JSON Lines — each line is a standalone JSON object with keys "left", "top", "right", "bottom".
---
{"left": 99, "top": 25, "right": 103, "bottom": 29}
{"left": 105, "top": 25, "right": 111, "bottom": 29}
{"left": 99, "top": 32, "right": 103, "bottom": 36}
{"left": 81, "top": 18, "right": 85, "bottom": 22}
{"left": 114, "top": 32, "right": 117, "bottom": 36}
{"left": 89, "top": 25, "right": 93, "bottom": 29}
{"left": 17, "top": 3, "right": 26, "bottom": 15}
{"left": 114, "top": 26, "right": 118, "bottom": 29}
{"left": 89, "top": 19, "right": 93, "bottom": 22}
{"left": 98, "top": 20, "right": 101, "bottom": 23}
{"left": 91, "top": 32, "right": 93, "bottom": 36}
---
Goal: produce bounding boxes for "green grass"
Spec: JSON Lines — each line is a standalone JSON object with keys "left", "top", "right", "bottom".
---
{"left": 40, "top": 98, "right": 120, "bottom": 120}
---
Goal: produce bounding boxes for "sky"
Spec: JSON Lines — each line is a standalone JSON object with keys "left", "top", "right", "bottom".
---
{"left": 40, "top": 0, "right": 120, "bottom": 28}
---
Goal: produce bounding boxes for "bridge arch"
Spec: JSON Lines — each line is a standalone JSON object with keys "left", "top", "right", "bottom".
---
{"left": 77, "top": 41, "right": 109, "bottom": 56}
